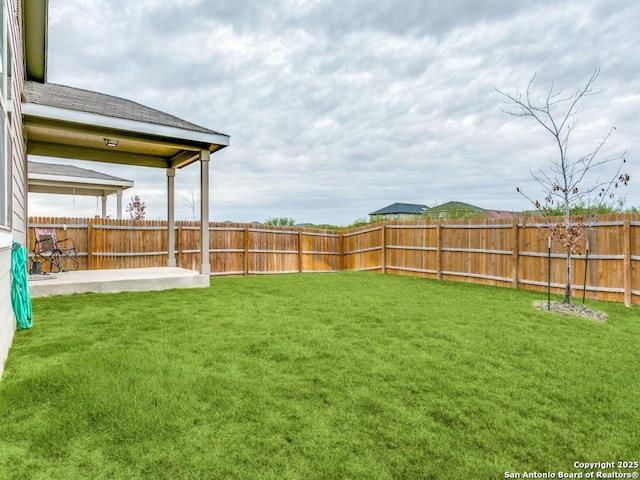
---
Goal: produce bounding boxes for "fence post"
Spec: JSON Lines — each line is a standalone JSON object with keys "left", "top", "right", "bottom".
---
{"left": 512, "top": 217, "right": 519, "bottom": 289}
{"left": 177, "top": 225, "right": 183, "bottom": 268}
{"left": 436, "top": 221, "right": 442, "bottom": 280}
{"left": 244, "top": 225, "right": 250, "bottom": 276}
{"left": 381, "top": 223, "right": 386, "bottom": 274}
{"left": 339, "top": 232, "right": 344, "bottom": 272}
{"left": 623, "top": 219, "right": 632, "bottom": 306}
{"left": 27, "top": 218, "right": 34, "bottom": 261}
{"left": 298, "top": 230, "right": 304, "bottom": 273}
{"left": 86, "top": 222, "right": 93, "bottom": 270}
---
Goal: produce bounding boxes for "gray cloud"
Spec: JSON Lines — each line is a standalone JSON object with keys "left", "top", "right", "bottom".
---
{"left": 35, "top": 0, "right": 640, "bottom": 225}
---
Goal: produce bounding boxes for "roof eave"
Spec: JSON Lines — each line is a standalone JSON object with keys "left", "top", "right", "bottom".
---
{"left": 29, "top": 173, "right": 135, "bottom": 189}
{"left": 22, "top": 102, "right": 230, "bottom": 147}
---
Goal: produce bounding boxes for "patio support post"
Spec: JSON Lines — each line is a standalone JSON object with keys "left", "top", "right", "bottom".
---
{"left": 167, "top": 168, "right": 176, "bottom": 267}
{"left": 116, "top": 188, "right": 123, "bottom": 219}
{"left": 101, "top": 194, "right": 108, "bottom": 218}
{"left": 199, "top": 149, "right": 211, "bottom": 275}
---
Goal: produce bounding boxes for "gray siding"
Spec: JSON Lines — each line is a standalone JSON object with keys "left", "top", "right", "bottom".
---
{"left": 1, "top": 0, "right": 27, "bottom": 378}
{"left": 10, "top": 149, "right": 26, "bottom": 242}
{"left": 10, "top": 0, "right": 25, "bottom": 244}
{"left": 0, "top": 247, "right": 15, "bottom": 374}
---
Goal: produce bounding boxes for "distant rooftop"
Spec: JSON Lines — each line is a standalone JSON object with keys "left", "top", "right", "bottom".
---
{"left": 370, "top": 200, "right": 515, "bottom": 219}
{"left": 482, "top": 209, "right": 515, "bottom": 220}
{"left": 29, "top": 161, "right": 131, "bottom": 183}
{"left": 370, "top": 203, "right": 428, "bottom": 215}
{"left": 426, "top": 201, "right": 515, "bottom": 219}
{"left": 428, "top": 201, "right": 483, "bottom": 212}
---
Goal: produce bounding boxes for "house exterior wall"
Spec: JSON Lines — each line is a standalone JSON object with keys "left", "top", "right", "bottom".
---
{"left": 1, "top": 0, "right": 27, "bottom": 378}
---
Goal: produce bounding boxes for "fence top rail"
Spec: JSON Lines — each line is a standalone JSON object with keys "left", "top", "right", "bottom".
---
{"left": 28, "top": 222, "right": 89, "bottom": 229}
{"left": 92, "top": 225, "right": 167, "bottom": 231}
{"left": 210, "top": 227, "right": 246, "bottom": 232}
{"left": 343, "top": 226, "right": 384, "bottom": 237}
{"left": 300, "top": 231, "right": 341, "bottom": 238}
{"left": 440, "top": 247, "right": 513, "bottom": 255}
{"left": 248, "top": 228, "right": 300, "bottom": 235}
{"left": 442, "top": 224, "right": 513, "bottom": 229}
{"left": 518, "top": 220, "right": 626, "bottom": 228}
{"left": 386, "top": 224, "right": 438, "bottom": 230}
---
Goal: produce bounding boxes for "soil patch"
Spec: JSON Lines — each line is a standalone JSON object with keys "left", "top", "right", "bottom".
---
{"left": 533, "top": 300, "right": 607, "bottom": 322}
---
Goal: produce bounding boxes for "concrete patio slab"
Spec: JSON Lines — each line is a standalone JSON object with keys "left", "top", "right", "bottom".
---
{"left": 28, "top": 267, "right": 210, "bottom": 298}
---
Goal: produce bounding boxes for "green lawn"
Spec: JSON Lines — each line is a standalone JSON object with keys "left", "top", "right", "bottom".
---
{"left": 1, "top": 272, "right": 639, "bottom": 479}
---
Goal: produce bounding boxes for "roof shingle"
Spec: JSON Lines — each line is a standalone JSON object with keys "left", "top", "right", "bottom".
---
{"left": 23, "top": 81, "right": 223, "bottom": 135}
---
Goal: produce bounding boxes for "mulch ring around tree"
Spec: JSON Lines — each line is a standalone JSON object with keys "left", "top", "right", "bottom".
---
{"left": 533, "top": 300, "right": 607, "bottom": 322}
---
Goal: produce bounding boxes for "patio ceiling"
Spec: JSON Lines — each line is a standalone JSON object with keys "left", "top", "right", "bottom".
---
{"left": 22, "top": 82, "right": 229, "bottom": 169}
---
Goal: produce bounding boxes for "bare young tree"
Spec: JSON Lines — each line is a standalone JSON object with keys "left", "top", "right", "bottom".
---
{"left": 126, "top": 195, "right": 147, "bottom": 221}
{"left": 496, "top": 68, "right": 629, "bottom": 304}
{"left": 182, "top": 186, "right": 200, "bottom": 221}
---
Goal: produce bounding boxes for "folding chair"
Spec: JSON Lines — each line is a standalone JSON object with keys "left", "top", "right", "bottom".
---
{"left": 32, "top": 228, "right": 79, "bottom": 273}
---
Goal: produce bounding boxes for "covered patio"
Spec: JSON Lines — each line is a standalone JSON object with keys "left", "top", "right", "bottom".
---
{"left": 21, "top": 1, "right": 229, "bottom": 296}
{"left": 23, "top": 81, "right": 229, "bottom": 279}
{"left": 22, "top": 83, "right": 230, "bottom": 292}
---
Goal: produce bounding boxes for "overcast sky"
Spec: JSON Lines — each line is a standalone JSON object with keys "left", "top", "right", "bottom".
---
{"left": 29, "top": 0, "right": 640, "bottom": 225}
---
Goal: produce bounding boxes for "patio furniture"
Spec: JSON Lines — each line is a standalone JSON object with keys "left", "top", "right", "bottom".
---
{"left": 32, "top": 227, "right": 79, "bottom": 273}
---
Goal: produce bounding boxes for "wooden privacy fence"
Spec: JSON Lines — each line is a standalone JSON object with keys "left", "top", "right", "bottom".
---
{"left": 27, "top": 217, "right": 341, "bottom": 275}
{"left": 342, "top": 214, "right": 639, "bottom": 306}
{"left": 28, "top": 214, "right": 639, "bottom": 305}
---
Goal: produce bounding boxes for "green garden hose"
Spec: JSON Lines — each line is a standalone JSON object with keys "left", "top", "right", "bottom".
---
{"left": 11, "top": 241, "right": 33, "bottom": 330}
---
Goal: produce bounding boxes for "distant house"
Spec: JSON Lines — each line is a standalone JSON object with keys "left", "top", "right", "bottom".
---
{"left": 369, "top": 201, "right": 515, "bottom": 222}
{"left": 369, "top": 203, "right": 428, "bottom": 222}
{"left": 423, "top": 201, "right": 515, "bottom": 220}
{"left": 422, "top": 201, "right": 483, "bottom": 219}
